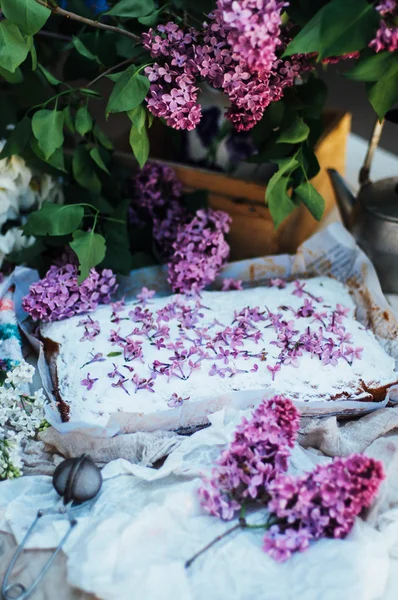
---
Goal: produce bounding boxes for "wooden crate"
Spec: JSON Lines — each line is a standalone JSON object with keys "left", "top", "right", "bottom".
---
{"left": 115, "top": 110, "right": 351, "bottom": 260}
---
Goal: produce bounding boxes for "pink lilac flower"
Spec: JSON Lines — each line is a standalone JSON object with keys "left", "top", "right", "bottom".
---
{"left": 344, "top": 346, "right": 364, "bottom": 362}
{"left": 168, "top": 208, "right": 231, "bottom": 294}
{"left": 130, "top": 163, "right": 188, "bottom": 260}
{"left": 167, "top": 392, "right": 190, "bottom": 408}
{"left": 81, "top": 352, "right": 106, "bottom": 368}
{"left": 267, "top": 363, "right": 281, "bottom": 381}
{"left": 142, "top": 14, "right": 314, "bottom": 133}
{"left": 22, "top": 263, "right": 117, "bottom": 322}
{"left": 222, "top": 278, "right": 243, "bottom": 291}
{"left": 81, "top": 373, "right": 98, "bottom": 391}
{"left": 136, "top": 287, "right": 156, "bottom": 305}
{"left": 263, "top": 454, "right": 385, "bottom": 562}
{"left": 217, "top": 0, "right": 287, "bottom": 76}
{"left": 370, "top": 1, "right": 398, "bottom": 52}
{"left": 199, "top": 396, "right": 300, "bottom": 519}
{"left": 322, "top": 52, "right": 360, "bottom": 64}
{"left": 269, "top": 279, "right": 287, "bottom": 289}
{"left": 130, "top": 162, "right": 183, "bottom": 219}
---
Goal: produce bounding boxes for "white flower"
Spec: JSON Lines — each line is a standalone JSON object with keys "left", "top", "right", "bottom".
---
{"left": 38, "top": 174, "right": 64, "bottom": 207}
{"left": 0, "top": 227, "right": 35, "bottom": 267}
{"left": 0, "top": 175, "right": 19, "bottom": 227}
{"left": 0, "top": 138, "right": 64, "bottom": 219}
{"left": 6, "top": 362, "right": 35, "bottom": 386}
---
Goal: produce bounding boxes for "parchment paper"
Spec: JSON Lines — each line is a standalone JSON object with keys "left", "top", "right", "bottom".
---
{"left": 13, "top": 222, "right": 398, "bottom": 436}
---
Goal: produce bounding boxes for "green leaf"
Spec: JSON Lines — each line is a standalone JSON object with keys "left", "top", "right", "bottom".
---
{"left": 75, "top": 105, "right": 94, "bottom": 137}
{"left": 0, "top": 116, "right": 31, "bottom": 159}
{"left": 266, "top": 154, "right": 299, "bottom": 228}
{"left": 89, "top": 147, "right": 110, "bottom": 174}
{"left": 107, "top": 351, "right": 122, "bottom": 357}
{"left": 319, "top": 0, "right": 379, "bottom": 58}
{"left": 283, "top": 8, "right": 323, "bottom": 56}
{"left": 128, "top": 104, "right": 149, "bottom": 168}
{"left": 294, "top": 181, "right": 325, "bottom": 221}
{"left": 38, "top": 63, "right": 61, "bottom": 86}
{"left": 1, "top": 0, "right": 51, "bottom": 35}
{"left": 72, "top": 36, "right": 101, "bottom": 64}
{"left": 73, "top": 145, "right": 101, "bottom": 194}
{"left": 277, "top": 117, "right": 310, "bottom": 144}
{"left": 138, "top": 6, "right": 164, "bottom": 26}
{"left": 70, "top": 230, "right": 106, "bottom": 283}
{"left": 129, "top": 122, "right": 149, "bottom": 169}
{"left": 32, "top": 109, "right": 64, "bottom": 160}
{"left": 345, "top": 52, "right": 394, "bottom": 82}
{"left": 63, "top": 106, "right": 75, "bottom": 133}
{"left": 267, "top": 176, "right": 297, "bottom": 229}
{"left": 93, "top": 124, "right": 114, "bottom": 150}
{"left": 0, "top": 21, "right": 30, "bottom": 73}
{"left": 105, "top": 0, "right": 154, "bottom": 18}
{"left": 80, "top": 88, "right": 102, "bottom": 98}
{"left": 367, "top": 58, "right": 398, "bottom": 121}
{"left": 106, "top": 65, "right": 150, "bottom": 114}
{"left": 284, "top": 0, "right": 379, "bottom": 58}
{"left": 29, "top": 38, "right": 37, "bottom": 70}
{"left": 30, "top": 137, "right": 66, "bottom": 172}
{"left": 0, "top": 65, "right": 23, "bottom": 83}
{"left": 23, "top": 202, "right": 84, "bottom": 236}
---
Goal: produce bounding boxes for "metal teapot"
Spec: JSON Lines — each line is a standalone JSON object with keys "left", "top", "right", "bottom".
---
{"left": 328, "top": 112, "right": 398, "bottom": 293}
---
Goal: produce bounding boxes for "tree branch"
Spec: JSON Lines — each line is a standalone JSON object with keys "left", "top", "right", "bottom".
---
{"left": 35, "top": 0, "right": 141, "bottom": 43}
{"left": 87, "top": 58, "right": 135, "bottom": 88}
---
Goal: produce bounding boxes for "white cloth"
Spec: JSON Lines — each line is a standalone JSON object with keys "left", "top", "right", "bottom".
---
{"left": 1, "top": 405, "right": 398, "bottom": 600}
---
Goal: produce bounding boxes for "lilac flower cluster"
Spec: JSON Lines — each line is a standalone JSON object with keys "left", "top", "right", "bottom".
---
{"left": 22, "top": 264, "right": 117, "bottom": 322}
{"left": 143, "top": 24, "right": 201, "bottom": 130}
{"left": 217, "top": 0, "right": 287, "bottom": 76}
{"left": 370, "top": 1, "right": 398, "bottom": 53}
{"left": 168, "top": 208, "right": 231, "bottom": 293}
{"left": 130, "top": 163, "right": 187, "bottom": 259}
{"left": 263, "top": 454, "right": 385, "bottom": 562}
{"left": 199, "top": 396, "right": 300, "bottom": 519}
{"left": 142, "top": 10, "right": 314, "bottom": 132}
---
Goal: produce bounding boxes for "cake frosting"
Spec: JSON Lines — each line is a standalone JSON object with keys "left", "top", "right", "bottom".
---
{"left": 40, "top": 277, "right": 397, "bottom": 430}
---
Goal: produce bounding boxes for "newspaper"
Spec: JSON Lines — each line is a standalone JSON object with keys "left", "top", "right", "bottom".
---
{"left": 13, "top": 222, "right": 398, "bottom": 436}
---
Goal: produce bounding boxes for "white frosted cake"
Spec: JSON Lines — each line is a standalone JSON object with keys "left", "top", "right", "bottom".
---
{"left": 41, "top": 277, "right": 397, "bottom": 432}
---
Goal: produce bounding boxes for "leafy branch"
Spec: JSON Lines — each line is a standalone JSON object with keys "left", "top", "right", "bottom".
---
{"left": 34, "top": 0, "right": 141, "bottom": 42}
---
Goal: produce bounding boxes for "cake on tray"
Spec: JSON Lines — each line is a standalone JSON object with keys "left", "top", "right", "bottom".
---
{"left": 40, "top": 276, "right": 397, "bottom": 432}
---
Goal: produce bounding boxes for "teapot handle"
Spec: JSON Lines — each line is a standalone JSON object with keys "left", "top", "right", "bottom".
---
{"left": 359, "top": 118, "right": 385, "bottom": 187}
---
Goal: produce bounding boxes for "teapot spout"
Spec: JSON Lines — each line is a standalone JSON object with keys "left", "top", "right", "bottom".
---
{"left": 327, "top": 169, "right": 356, "bottom": 229}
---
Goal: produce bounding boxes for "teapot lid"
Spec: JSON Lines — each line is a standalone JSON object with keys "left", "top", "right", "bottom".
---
{"left": 359, "top": 177, "right": 398, "bottom": 223}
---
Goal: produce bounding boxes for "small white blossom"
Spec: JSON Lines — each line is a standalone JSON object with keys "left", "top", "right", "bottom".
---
{"left": 0, "top": 360, "right": 48, "bottom": 480}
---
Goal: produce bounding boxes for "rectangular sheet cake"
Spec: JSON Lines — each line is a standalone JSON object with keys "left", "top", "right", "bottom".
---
{"left": 41, "top": 277, "right": 397, "bottom": 432}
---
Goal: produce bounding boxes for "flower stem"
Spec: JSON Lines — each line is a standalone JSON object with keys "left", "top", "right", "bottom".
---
{"left": 185, "top": 511, "right": 277, "bottom": 568}
{"left": 185, "top": 521, "right": 244, "bottom": 569}
{"left": 35, "top": 0, "right": 140, "bottom": 42}
{"left": 87, "top": 58, "right": 136, "bottom": 88}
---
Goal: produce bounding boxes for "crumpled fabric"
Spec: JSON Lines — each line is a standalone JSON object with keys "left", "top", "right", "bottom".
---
{"left": 1, "top": 405, "right": 398, "bottom": 600}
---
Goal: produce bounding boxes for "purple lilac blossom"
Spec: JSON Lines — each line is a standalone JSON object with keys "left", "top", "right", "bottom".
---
{"left": 264, "top": 454, "right": 385, "bottom": 562}
{"left": 130, "top": 163, "right": 188, "bottom": 260}
{"left": 222, "top": 278, "right": 243, "bottom": 291}
{"left": 168, "top": 208, "right": 231, "bottom": 293}
{"left": 22, "top": 264, "right": 117, "bottom": 322}
{"left": 369, "top": 1, "right": 398, "bottom": 52}
{"left": 142, "top": 11, "right": 314, "bottom": 132}
{"left": 217, "top": 0, "right": 287, "bottom": 75}
{"left": 199, "top": 395, "right": 300, "bottom": 519}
